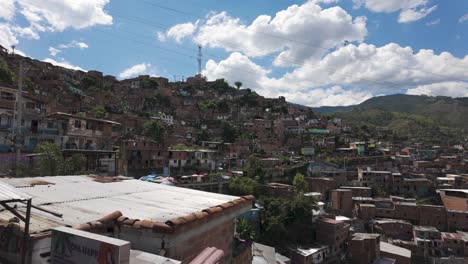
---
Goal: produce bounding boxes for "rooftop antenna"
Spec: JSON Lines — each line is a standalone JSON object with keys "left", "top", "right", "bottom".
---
{"left": 197, "top": 45, "right": 202, "bottom": 75}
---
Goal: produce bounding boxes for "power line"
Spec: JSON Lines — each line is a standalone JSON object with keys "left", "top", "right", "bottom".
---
{"left": 107, "top": 10, "right": 408, "bottom": 90}
{"left": 137, "top": 0, "right": 468, "bottom": 82}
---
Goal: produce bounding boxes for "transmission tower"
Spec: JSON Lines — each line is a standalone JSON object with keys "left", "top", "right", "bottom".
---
{"left": 197, "top": 45, "right": 202, "bottom": 75}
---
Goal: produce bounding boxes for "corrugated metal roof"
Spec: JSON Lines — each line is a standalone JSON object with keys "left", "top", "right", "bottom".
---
{"left": 0, "top": 181, "right": 31, "bottom": 202}
{"left": 0, "top": 176, "right": 243, "bottom": 233}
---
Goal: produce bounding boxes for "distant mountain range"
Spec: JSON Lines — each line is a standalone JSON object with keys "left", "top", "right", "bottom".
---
{"left": 313, "top": 94, "right": 468, "bottom": 130}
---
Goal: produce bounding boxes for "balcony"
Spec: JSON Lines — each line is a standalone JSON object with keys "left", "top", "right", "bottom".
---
{"left": 38, "top": 128, "right": 59, "bottom": 136}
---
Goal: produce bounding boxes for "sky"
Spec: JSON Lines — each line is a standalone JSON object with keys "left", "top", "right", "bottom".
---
{"left": 0, "top": 0, "right": 467, "bottom": 107}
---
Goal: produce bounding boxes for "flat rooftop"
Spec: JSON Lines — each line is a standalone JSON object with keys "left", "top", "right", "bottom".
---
{"left": 0, "top": 175, "right": 249, "bottom": 233}
{"left": 352, "top": 233, "right": 380, "bottom": 240}
{"left": 294, "top": 245, "right": 328, "bottom": 256}
{"left": 380, "top": 242, "right": 411, "bottom": 258}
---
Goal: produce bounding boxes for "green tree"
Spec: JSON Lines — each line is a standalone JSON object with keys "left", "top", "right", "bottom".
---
{"left": 257, "top": 195, "right": 316, "bottom": 247}
{"left": 143, "top": 120, "right": 165, "bottom": 143}
{"left": 212, "top": 79, "right": 230, "bottom": 90}
{"left": 244, "top": 155, "right": 265, "bottom": 183}
{"left": 63, "top": 154, "right": 86, "bottom": 175}
{"left": 293, "top": 173, "right": 308, "bottom": 193}
{"left": 228, "top": 176, "right": 259, "bottom": 196}
{"left": 236, "top": 218, "right": 255, "bottom": 240}
{"left": 234, "top": 81, "right": 242, "bottom": 90}
{"left": 35, "top": 142, "right": 64, "bottom": 176}
{"left": 93, "top": 106, "right": 107, "bottom": 119}
{"left": 222, "top": 122, "right": 238, "bottom": 143}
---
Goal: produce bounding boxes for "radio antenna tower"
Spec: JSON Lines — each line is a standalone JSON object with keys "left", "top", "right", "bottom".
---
{"left": 197, "top": 45, "right": 202, "bottom": 75}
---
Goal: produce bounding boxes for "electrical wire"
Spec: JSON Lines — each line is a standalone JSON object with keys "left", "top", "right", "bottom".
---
{"left": 137, "top": 0, "right": 468, "bottom": 81}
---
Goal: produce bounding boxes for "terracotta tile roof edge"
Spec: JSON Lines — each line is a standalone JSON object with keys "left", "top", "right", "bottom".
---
{"left": 74, "top": 196, "right": 254, "bottom": 234}
{"left": 74, "top": 211, "right": 123, "bottom": 231}
{"left": 165, "top": 195, "right": 254, "bottom": 230}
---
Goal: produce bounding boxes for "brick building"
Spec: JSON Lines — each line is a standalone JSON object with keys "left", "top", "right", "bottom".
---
{"left": 315, "top": 217, "right": 350, "bottom": 259}
{"left": 330, "top": 189, "right": 353, "bottom": 217}
{"left": 349, "top": 233, "right": 381, "bottom": 264}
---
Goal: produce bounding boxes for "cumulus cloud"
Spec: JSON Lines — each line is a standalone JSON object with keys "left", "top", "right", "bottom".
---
{"left": 43, "top": 57, "right": 85, "bottom": 71}
{"left": 118, "top": 63, "right": 157, "bottom": 80}
{"left": 202, "top": 52, "right": 373, "bottom": 106}
{"left": 353, "top": 0, "right": 436, "bottom": 23}
{"left": 0, "top": 0, "right": 16, "bottom": 21}
{"left": 459, "top": 13, "right": 468, "bottom": 23}
{"left": 0, "top": 23, "right": 19, "bottom": 48}
{"left": 309, "top": 0, "right": 340, "bottom": 4}
{"left": 16, "top": 0, "right": 112, "bottom": 32}
{"left": 158, "top": 21, "right": 198, "bottom": 43}
{"left": 0, "top": 0, "right": 111, "bottom": 49}
{"left": 202, "top": 43, "right": 468, "bottom": 106}
{"left": 407, "top": 82, "right": 468, "bottom": 97}
{"left": 162, "top": 2, "right": 367, "bottom": 66}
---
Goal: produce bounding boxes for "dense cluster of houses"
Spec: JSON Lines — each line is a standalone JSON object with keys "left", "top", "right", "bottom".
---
{"left": 1, "top": 45, "right": 468, "bottom": 263}
{"left": 263, "top": 143, "right": 468, "bottom": 264}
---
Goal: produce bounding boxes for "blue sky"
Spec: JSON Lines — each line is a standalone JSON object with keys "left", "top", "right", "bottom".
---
{"left": 0, "top": 0, "right": 467, "bottom": 106}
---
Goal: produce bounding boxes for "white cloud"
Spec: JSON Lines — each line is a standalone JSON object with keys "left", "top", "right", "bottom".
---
{"left": 202, "top": 52, "right": 373, "bottom": 106}
{"left": 48, "top": 47, "right": 61, "bottom": 56}
{"left": 202, "top": 43, "right": 468, "bottom": 106}
{"left": 459, "top": 13, "right": 468, "bottom": 23}
{"left": 158, "top": 22, "right": 198, "bottom": 43}
{"left": 353, "top": 0, "right": 436, "bottom": 23}
{"left": 0, "top": 23, "right": 19, "bottom": 48}
{"left": 12, "top": 25, "right": 40, "bottom": 39}
{"left": 164, "top": 2, "right": 367, "bottom": 66}
{"left": 0, "top": 0, "right": 110, "bottom": 50}
{"left": 49, "top": 40, "right": 89, "bottom": 56}
{"left": 398, "top": 5, "right": 437, "bottom": 23}
{"left": 118, "top": 63, "right": 157, "bottom": 80}
{"left": 58, "top": 40, "right": 89, "bottom": 49}
{"left": 0, "top": 0, "right": 16, "bottom": 21}
{"left": 275, "top": 43, "right": 468, "bottom": 89}
{"left": 425, "top": 18, "right": 440, "bottom": 26}
{"left": 43, "top": 57, "right": 85, "bottom": 71}
{"left": 310, "top": 0, "right": 340, "bottom": 4}
{"left": 16, "top": 0, "right": 113, "bottom": 32}
{"left": 407, "top": 82, "right": 468, "bottom": 97}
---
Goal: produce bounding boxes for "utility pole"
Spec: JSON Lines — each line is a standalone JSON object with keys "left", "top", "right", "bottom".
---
{"left": 15, "top": 60, "right": 24, "bottom": 175}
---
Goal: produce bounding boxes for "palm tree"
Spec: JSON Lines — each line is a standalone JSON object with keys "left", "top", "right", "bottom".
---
{"left": 234, "top": 81, "right": 242, "bottom": 90}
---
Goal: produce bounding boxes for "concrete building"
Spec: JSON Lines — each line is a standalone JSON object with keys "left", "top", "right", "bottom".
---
{"left": 48, "top": 112, "right": 120, "bottom": 151}
{"left": 0, "top": 175, "right": 253, "bottom": 263}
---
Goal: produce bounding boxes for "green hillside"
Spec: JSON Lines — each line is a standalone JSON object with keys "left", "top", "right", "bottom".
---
{"left": 315, "top": 94, "right": 468, "bottom": 130}
{"left": 333, "top": 108, "right": 466, "bottom": 145}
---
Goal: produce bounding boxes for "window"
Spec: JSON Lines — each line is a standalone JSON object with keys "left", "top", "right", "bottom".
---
{"left": 26, "top": 102, "right": 35, "bottom": 109}
{"left": 74, "top": 120, "right": 81, "bottom": 128}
